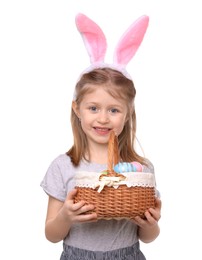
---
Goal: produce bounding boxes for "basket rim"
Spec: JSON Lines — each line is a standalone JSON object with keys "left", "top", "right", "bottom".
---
{"left": 75, "top": 171, "right": 156, "bottom": 192}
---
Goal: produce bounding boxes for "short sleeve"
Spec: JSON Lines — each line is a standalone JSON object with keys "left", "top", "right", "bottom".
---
{"left": 143, "top": 158, "right": 161, "bottom": 198}
{"left": 142, "top": 158, "right": 155, "bottom": 173}
{"left": 40, "top": 157, "right": 67, "bottom": 201}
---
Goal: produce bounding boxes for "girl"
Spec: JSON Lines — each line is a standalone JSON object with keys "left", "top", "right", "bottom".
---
{"left": 41, "top": 14, "right": 161, "bottom": 260}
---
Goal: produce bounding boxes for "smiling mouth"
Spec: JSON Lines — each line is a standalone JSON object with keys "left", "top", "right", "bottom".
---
{"left": 93, "top": 127, "right": 111, "bottom": 132}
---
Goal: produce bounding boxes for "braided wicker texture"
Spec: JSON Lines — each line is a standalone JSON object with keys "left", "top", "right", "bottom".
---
{"left": 75, "top": 186, "right": 155, "bottom": 219}
{"left": 74, "top": 131, "right": 155, "bottom": 219}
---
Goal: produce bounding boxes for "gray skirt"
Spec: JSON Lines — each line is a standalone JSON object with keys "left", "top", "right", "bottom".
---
{"left": 60, "top": 242, "right": 146, "bottom": 260}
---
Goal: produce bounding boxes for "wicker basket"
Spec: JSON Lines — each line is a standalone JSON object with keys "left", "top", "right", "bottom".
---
{"left": 74, "top": 131, "right": 156, "bottom": 219}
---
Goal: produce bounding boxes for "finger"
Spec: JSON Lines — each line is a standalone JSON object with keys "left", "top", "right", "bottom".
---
{"left": 71, "top": 199, "right": 96, "bottom": 215}
{"left": 76, "top": 212, "right": 98, "bottom": 223}
{"left": 133, "top": 216, "right": 145, "bottom": 226}
{"left": 74, "top": 203, "right": 95, "bottom": 214}
{"left": 144, "top": 210, "right": 158, "bottom": 224}
{"left": 72, "top": 200, "right": 87, "bottom": 211}
{"left": 66, "top": 189, "right": 78, "bottom": 201}
{"left": 148, "top": 208, "right": 161, "bottom": 221}
{"left": 155, "top": 197, "right": 162, "bottom": 210}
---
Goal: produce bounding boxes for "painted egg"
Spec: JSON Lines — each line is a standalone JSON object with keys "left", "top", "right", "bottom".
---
{"left": 101, "top": 170, "right": 108, "bottom": 175}
{"left": 131, "top": 161, "right": 143, "bottom": 172}
{"left": 114, "top": 162, "right": 143, "bottom": 173}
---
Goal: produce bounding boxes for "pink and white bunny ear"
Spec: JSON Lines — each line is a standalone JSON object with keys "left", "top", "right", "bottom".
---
{"left": 75, "top": 13, "right": 107, "bottom": 64}
{"left": 113, "top": 15, "right": 149, "bottom": 69}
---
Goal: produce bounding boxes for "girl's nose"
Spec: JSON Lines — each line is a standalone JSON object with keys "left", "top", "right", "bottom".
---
{"left": 97, "top": 111, "right": 109, "bottom": 124}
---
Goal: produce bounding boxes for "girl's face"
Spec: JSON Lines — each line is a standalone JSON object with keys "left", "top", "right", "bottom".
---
{"left": 73, "top": 86, "right": 128, "bottom": 146}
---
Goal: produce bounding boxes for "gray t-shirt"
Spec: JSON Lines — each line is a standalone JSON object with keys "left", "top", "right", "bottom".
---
{"left": 40, "top": 154, "right": 155, "bottom": 251}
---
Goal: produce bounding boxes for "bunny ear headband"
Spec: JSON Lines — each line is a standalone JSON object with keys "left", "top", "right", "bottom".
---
{"left": 74, "top": 13, "right": 149, "bottom": 97}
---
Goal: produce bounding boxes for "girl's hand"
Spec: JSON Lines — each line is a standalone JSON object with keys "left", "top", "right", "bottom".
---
{"left": 133, "top": 197, "right": 161, "bottom": 229}
{"left": 60, "top": 189, "right": 97, "bottom": 224}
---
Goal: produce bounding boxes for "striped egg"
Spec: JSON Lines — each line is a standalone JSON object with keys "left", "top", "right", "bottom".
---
{"left": 114, "top": 162, "right": 143, "bottom": 173}
{"left": 131, "top": 161, "right": 143, "bottom": 172}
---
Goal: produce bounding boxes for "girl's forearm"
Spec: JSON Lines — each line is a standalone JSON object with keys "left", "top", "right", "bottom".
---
{"left": 45, "top": 211, "right": 72, "bottom": 243}
{"left": 138, "top": 224, "right": 160, "bottom": 243}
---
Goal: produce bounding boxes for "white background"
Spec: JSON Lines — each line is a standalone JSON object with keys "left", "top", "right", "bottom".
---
{"left": 0, "top": 0, "right": 202, "bottom": 259}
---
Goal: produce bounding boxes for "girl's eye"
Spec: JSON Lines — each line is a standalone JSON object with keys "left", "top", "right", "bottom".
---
{"left": 110, "top": 108, "right": 119, "bottom": 113}
{"left": 89, "top": 106, "right": 98, "bottom": 112}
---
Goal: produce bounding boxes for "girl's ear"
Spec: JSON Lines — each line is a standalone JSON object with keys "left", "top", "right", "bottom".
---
{"left": 125, "top": 114, "right": 130, "bottom": 123}
{"left": 72, "top": 101, "right": 80, "bottom": 118}
{"left": 125, "top": 105, "right": 134, "bottom": 123}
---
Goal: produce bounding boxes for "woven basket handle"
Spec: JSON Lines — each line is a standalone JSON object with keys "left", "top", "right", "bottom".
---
{"left": 107, "top": 131, "right": 119, "bottom": 174}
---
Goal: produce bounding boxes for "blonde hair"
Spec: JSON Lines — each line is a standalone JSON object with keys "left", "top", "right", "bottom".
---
{"left": 67, "top": 68, "right": 147, "bottom": 166}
